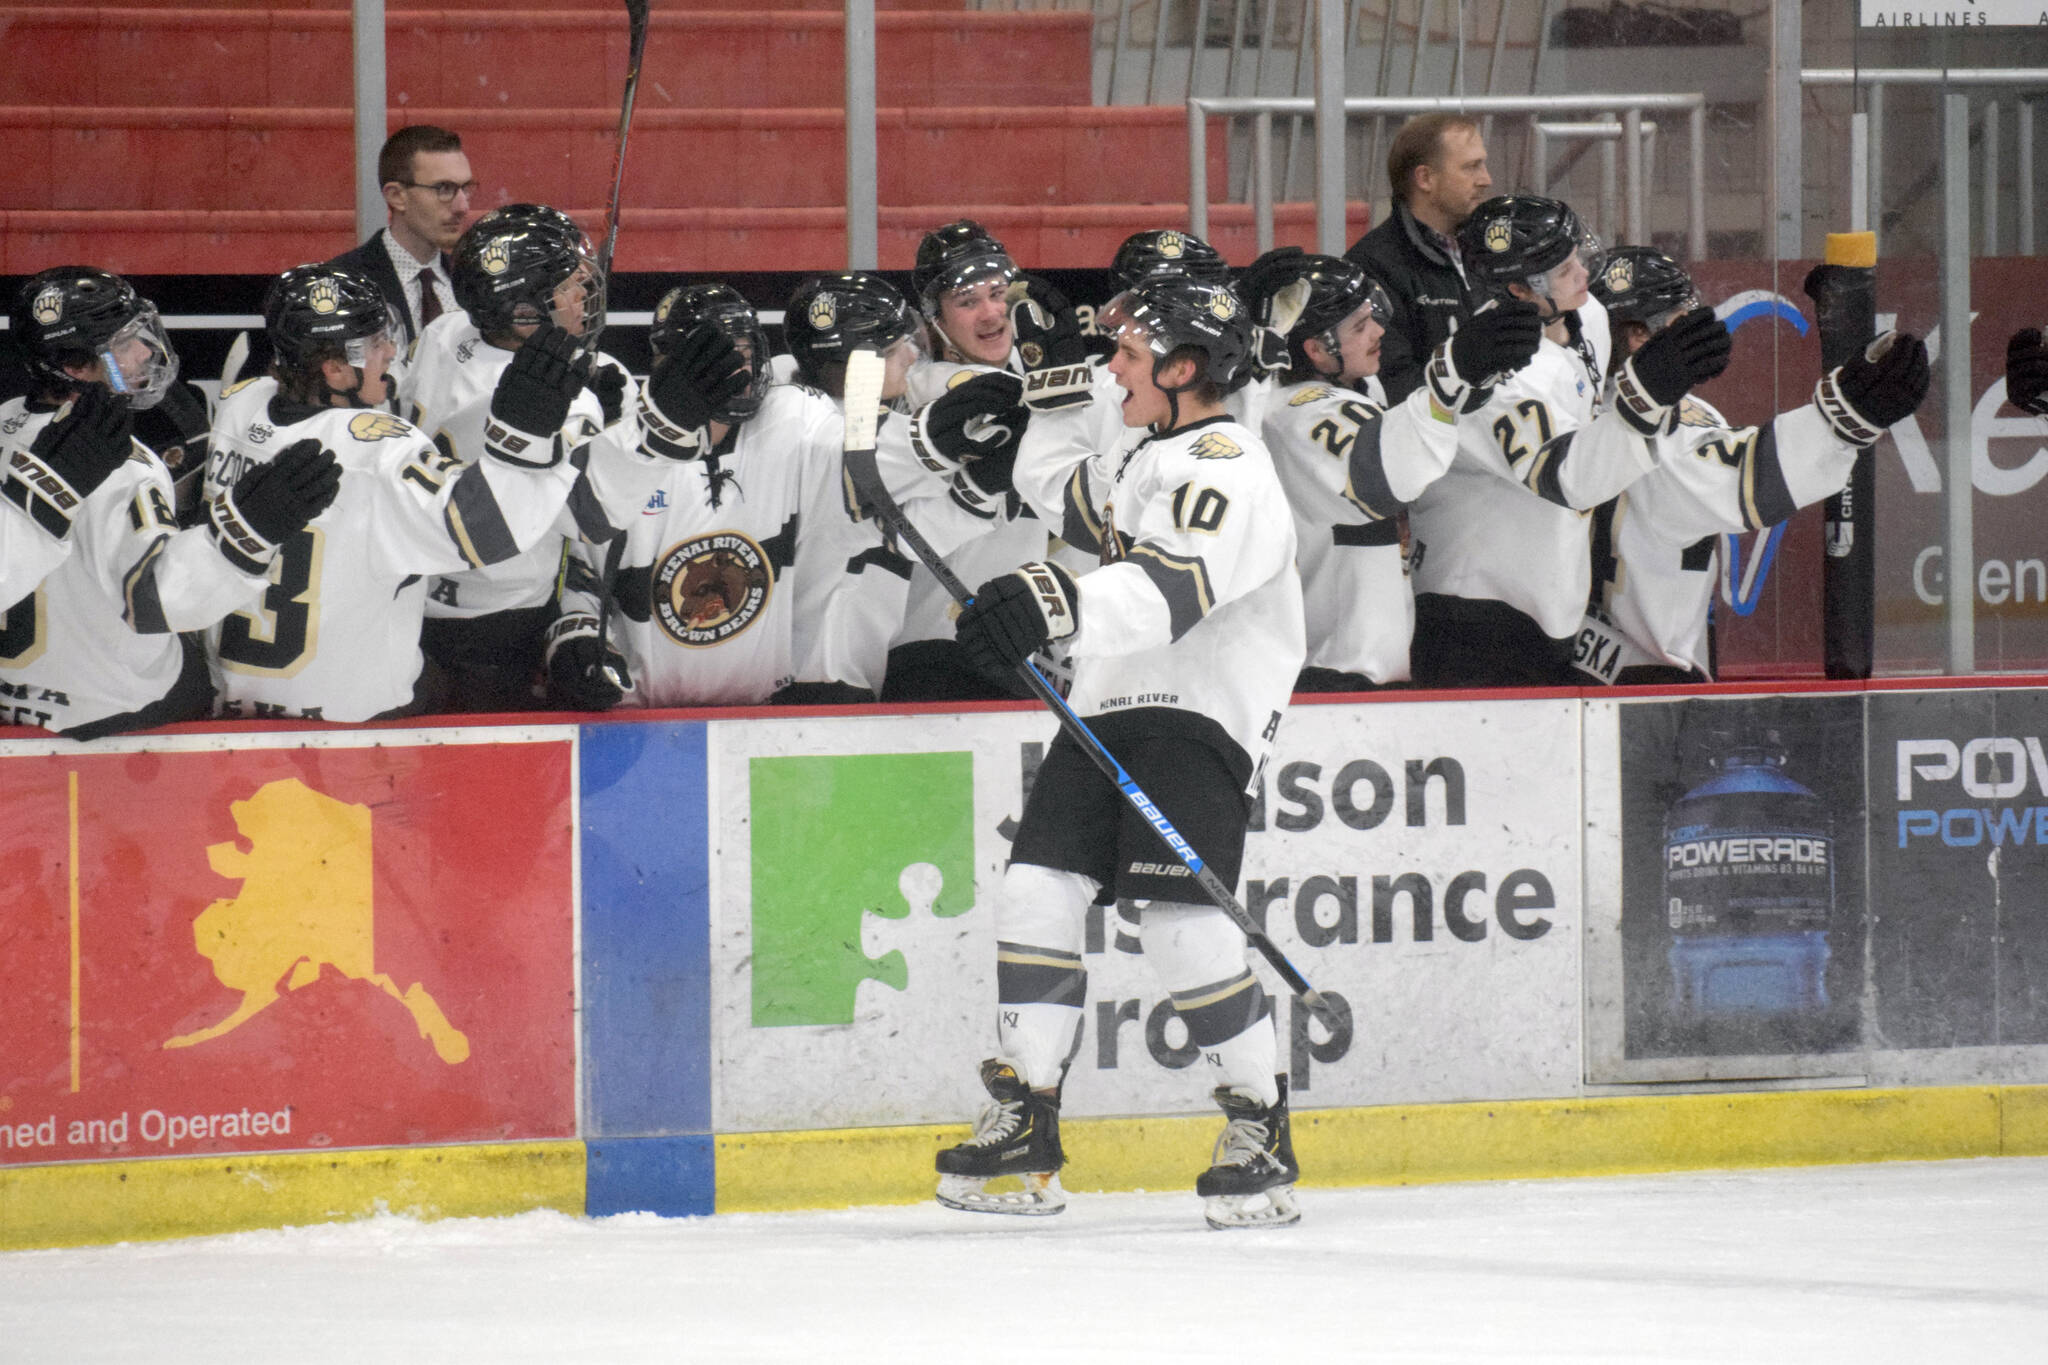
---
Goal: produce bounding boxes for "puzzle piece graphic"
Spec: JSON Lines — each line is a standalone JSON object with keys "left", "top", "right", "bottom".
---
{"left": 750, "top": 754, "right": 976, "bottom": 1027}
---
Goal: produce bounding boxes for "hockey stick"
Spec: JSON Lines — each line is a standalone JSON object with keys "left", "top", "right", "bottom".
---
{"left": 840, "top": 350, "right": 1339, "bottom": 1028}
{"left": 597, "top": 0, "right": 652, "bottom": 289}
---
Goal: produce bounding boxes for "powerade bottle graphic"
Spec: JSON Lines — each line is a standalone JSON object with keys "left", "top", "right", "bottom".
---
{"left": 1662, "top": 734, "right": 1833, "bottom": 1021}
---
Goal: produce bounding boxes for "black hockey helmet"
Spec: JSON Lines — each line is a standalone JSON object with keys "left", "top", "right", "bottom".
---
{"left": 1238, "top": 248, "right": 1392, "bottom": 342}
{"left": 452, "top": 203, "right": 604, "bottom": 341}
{"left": 1109, "top": 229, "right": 1231, "bottom": 292}
{"left": 1112, "top": 274, "right": 1254, "bottom": 394}
{"left": 1458, "top": 194, "right": 1604, "bottom": 297}
{"left": 265, "top": 263, "right": 402, "bottom": 404}
{"left": 911, "top": 219, "right": 1016, "bottom": 316}
{"left": 783, "top": 273, "right": 924, "bottom": 388}
{"left": 10, "top": 266, "right": 179, "bottom": 408}
{"left": 651, "top": 282, "right": 772, "bottom": 423}
{"left": 1590, "top": 245, "right": 1700, "bottom": 333}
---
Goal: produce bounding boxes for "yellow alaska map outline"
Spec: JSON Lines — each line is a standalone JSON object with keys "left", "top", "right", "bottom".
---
{"left": 164, "top": 778, "right": 470, "bottom": 1064}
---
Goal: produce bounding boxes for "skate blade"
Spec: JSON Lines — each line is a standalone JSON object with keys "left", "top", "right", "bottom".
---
{"left": 1202, "top": 1183, "right": 1301, "bottom": 1230}
{"left": 936, "top": 1171, "right": 1067, "bottom": 1216}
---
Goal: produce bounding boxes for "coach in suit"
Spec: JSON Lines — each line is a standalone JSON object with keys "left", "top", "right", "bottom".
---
{"left": 326, "top": 126, "right": 476, "bottom": 347}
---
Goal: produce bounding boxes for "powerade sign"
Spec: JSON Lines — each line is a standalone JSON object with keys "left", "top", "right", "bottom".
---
{"left": 1866, "top": 690, "right": 2048, "bottom": 1048}
{"left": 1895, "top": 735, "right": 2048, "bottom": 847}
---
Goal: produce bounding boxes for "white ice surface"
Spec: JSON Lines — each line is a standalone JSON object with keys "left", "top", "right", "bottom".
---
{"left": 4, "top": 1158, "right": 2045, "bottom": 1364}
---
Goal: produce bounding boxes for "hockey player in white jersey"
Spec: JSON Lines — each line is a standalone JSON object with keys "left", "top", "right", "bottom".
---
{"left": 1573, "top": 247, "right": 1930, "bottom": 683}
{"left": 204, "top": 264, "right": 642, "bottom": 723}
{"left": 1406, "top": 194, "right": 1732, "bottom": 686}
{"left": 546, "top": 283, "right": 897, "bottom": 708}
{"left": 2, "top": 268, "right": 341, "bottom": 737}
{"left": 883, "top": 221, "right": 1057, "bottom": 700}
{"left": 1235, "top": 248, "right": 1533, "bottom": 690}
{"left": 396, "top": 204, "right": 646, "bottom": 712}
{"left": 935, "top": 275, "right": 1309, "bottom": 1230}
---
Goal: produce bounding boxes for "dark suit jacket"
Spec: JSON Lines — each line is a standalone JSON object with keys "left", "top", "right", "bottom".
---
{"left": 324, "top": 234, "right": 454, "bottom": 347}
{"left": 1344, "top": 203, "right": 1480, "bottom": 405}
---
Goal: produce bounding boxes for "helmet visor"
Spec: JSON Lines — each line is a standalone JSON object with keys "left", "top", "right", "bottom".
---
{"left": 100, "top": 304, "right": 179, "bottom": 410}
{"left": 922, "top": 252, "right": 1016, "bottom": 314}
{"left": 340, "top": 301, "right": 404, "bottom": 372}
{"left": 551, "top": 252, "right": 606, "bottom": 343}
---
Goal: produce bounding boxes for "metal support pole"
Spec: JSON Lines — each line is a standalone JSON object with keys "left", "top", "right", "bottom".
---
{"left": 1771, "top": 0, "right": 1801, "bottom": 258}
{"left": 2022, "top": 100, "right": 2037, "bottom": 256}
{"left": 845, "top": 0, "right": 878, "bottom": 269}
{"left": 1983, "top": 100, "right": 2000, "bottom": 257}
{"left": 1599, "top": 114, "right": 1618, "bottom": 243}
{"left": 1254, "top": 109, "right": 1275, "bottom": 255}
{"left": 1189, "top": 98, "right": 1211, "bottom": 241}
{"left": 1315, "top": 0, "right": 1347, "bottom": 254}
{"left": 1688, "top": 102, "right": 1706, "bottom": 260}
{"left": 1850, "top": 111, "right": 1868, "bottom": 234}
{"left": 352, "top": 0, "right": 387, "bottom": 244}
{"left": 1532, "top": 122, "right": 1548, "bottom": 195}
{"left": 1942, "top": 91, "right": 1975, "bottom": 677}
{"left": 1622, "top": 106, "right": 1643, "bottom": 244}
{"left": 1869, "top": 82, "right": 1885, "bottom": 246}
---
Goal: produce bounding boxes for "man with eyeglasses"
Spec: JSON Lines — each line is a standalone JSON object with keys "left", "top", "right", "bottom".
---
{"left": 325, "top": 125, "right": 477, "bottom": 348}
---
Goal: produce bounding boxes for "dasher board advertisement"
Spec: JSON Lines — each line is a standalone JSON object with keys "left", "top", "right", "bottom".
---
{"left": 709, "top": 699, "right": 1583, "bottom": 1133}
{"left": 0, "top": 729, "right": 578, "bottom": 1167}
{"left": 1584, "top": 696, "right": 1869, "bottom": 1085}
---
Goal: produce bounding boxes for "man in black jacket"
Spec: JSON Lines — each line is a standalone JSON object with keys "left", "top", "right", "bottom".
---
{"left": 325, "top": 126, "right": 476, "bottom": 348}
{"left": 1344, "top": 113, "right": 1493, "bottom": 403}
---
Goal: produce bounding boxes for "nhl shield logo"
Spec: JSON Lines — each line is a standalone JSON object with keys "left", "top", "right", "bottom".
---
{"left": 807, "top": 294, "right": 837, "bottom": 330}
{"left": 308, "top": 277, "right": 340, "bottom": 315}
{"left": 1156, "top": 231, "right": 1186, "bottom": 259}
{"left": 1603, "top": 257, "right": 1634, "bottom": 294}
{"left": 30, "top": 286, "right": 64, "bottom": 327}
{"left": 479, "top": 241, "right": 511, "bottom": 276}
{"left": 1484, "top": 219, "right": 1513, "bottom": 253}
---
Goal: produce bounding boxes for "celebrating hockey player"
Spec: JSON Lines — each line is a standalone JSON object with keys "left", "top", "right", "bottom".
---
{"left": 397, "top": 204, "right": 648, "bottom": 712}
{"left": 1234, "top": 248, "right": 1481, "bottom": 690}
{"left": 1406, "top": 194, "right": 1732, "bottom": 686}
{"left": 1574, "top": 246, "right": 1930, "bottom": 683}
{"left": 203, "top": 263, "right": 657, "bottom": 723}
{"left": 2, "top": 267, "right": 339, "bottom": 737}
{"left": 935, "top": 275, "right": 1309, "bottom": 1230}
{"left": 913, "top": 218, "right": 1018, "bottom": 369}
{"left": 546, "top": 283, "right": 898, "bottom": 708}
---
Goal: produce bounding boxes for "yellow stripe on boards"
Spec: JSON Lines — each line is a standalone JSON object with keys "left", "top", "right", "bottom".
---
{"left": 0, "top": 1140, "right": 584, "bottom": 1251}
{"left": 715, "top": 1085, "right": 2048, "bottom": 1213}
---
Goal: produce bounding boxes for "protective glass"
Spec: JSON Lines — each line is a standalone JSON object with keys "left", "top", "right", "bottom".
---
{"left": 99, "top": 303, "right": 180, "bottom": 409}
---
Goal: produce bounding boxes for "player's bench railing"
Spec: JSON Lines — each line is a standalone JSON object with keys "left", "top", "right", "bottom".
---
{"left": 1187, "top": 93, "right": 1708, "bottom": 261}
{"left": 1801, "top": 69, "right": 2048, "bottom": 258}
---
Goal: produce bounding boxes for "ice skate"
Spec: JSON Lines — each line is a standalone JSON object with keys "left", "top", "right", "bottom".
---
{"left": 1196, "top": 1075, "right": 1300, "bottom": 1230}
{"left": 935, "top": 1058, "right": 1066, "bottom": 1216}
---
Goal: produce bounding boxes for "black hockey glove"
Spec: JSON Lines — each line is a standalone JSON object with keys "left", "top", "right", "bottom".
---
{"left": 4, "top": 385, "right": 135, "bottom": 539}
{"left": 1009, "top": 277, "right": 1095, "bottom": 412}
{"left": 2006, "top": 328, "right": 2048, "bottom": 416}
{"left": 1610, "top": 306, "right": 1733, "bottom": 435}
{"left": 769, "top": 680, "right": 876, "bottom": 705}
{"left": 955, "top": 561, "right": 1080, "bottom": 677}
{"left": 486, "top": 324, "right": 584, "bottom": 468}
{"left": 1428, "top": 300, "right": 1543, "bottom": 413}
{"left": 1815, "top": 330, "right": 1930, "bottom": 446}
{"left": 585, "top": 361, "right": 629, "bottom": 427}
{"left": 544, "top": 614, "right": 630, "bottom": 711}
{"left": 1239, "top": 247, "right": 1313, "bottom": 381}
{"left": 640, "top": 324, "right": 751, "bottom": 461}
{"left": 911, "top": 370, "right": 1027, "bottom": 467}
{"left": 208, "top": 439, "right": 341, "bottom": 574}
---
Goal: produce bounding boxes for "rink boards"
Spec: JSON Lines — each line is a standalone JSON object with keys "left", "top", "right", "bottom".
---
{"left": 4, "top": 683, "right": 2048, "bottom": 1248}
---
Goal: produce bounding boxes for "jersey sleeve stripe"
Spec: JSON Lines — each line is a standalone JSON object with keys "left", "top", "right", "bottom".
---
{"left": 1520, "top": 433, "right": 1574, "bottom": 508}
{"left": 1331, "top": 520, "right": 1403, "bottom": 548}
{"left": 1060, "top": 464, "right": 1106, "bottom": 555}
{"left": 1128, "top": 543, "right": 1215, "bottom": 640}
{"left": 120, "top": 535, "right": 173, "bottom": 635}
{"left": 563, "top": 470, "right": 619, "bottom": 544}
{"left": 1740, "top": 424, "right": 1798, "bottom": 530}
{"left": 1342, "top": 414, "right": 1402, "bottom": 520}
{"left": 443, "top": 468, "right": 522, "bottom": 568}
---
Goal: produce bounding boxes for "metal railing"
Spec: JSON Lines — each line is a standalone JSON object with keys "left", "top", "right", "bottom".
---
{"left": 1189, "top": 92, "right": 1707, "bottom": 260}
{"left": 1802, "top": 69, "right": 2048, "bottom": 258}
